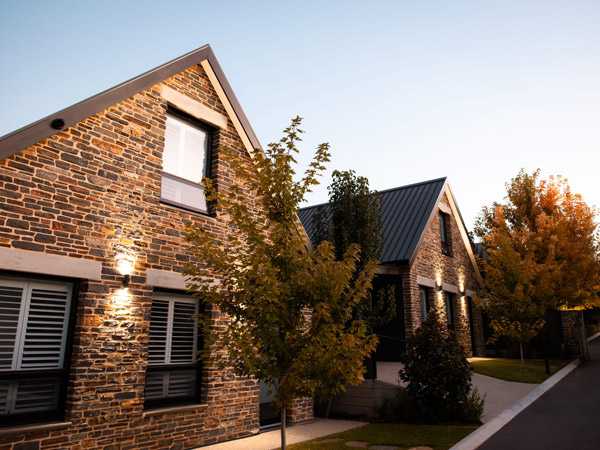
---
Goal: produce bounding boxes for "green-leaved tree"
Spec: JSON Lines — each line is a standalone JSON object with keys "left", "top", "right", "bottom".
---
{"left": 313, "top": 170, "right": 396, "bottom": 381}
{"left": 184, "top": 118, "right": 378, "bottom": 449}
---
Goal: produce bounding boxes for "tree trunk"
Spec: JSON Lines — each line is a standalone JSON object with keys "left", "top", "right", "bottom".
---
{"left": 280, "top": 401, "right": 286, "bottom": 450}
{"left": 519, "top": 341, "right": 524, "bottom": 368}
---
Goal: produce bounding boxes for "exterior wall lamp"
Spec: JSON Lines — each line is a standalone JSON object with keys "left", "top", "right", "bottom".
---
{"left": 115, "top": 253, "right": 135, "bottom": 287}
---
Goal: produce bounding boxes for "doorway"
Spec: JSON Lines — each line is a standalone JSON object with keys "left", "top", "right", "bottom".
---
{"left": 259, "top": 379, "right": 280, "bottom": 428}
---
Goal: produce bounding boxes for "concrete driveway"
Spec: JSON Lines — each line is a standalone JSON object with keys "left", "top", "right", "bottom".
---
{"left": 377, "top": 361, "right": 538, "bottom": 423}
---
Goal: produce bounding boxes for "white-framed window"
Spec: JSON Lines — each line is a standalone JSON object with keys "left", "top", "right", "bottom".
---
{"left": 160, "top": 110, "right": 212, "bottom": 214}
{"left": 0, "top": 276, "right": 73, "bottom": 426}
{"left": 144, "top": 293, "right": 200, "bottom": 408}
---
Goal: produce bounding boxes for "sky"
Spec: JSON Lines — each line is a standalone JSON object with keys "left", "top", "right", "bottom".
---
{"left": 1, "top": 1, "right": 599, "bottom": 234}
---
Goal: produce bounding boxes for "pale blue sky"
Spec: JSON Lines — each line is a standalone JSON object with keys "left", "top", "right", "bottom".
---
{"left": 1, "top": 1, "right": 599, "bottom": 231}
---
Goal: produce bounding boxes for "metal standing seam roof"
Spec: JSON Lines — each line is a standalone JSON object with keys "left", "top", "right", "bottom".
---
{"left": 297, "top": 177, "right": 447, "bottom": 264}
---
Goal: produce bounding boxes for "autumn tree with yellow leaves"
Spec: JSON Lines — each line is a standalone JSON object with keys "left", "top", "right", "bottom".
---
{"left": 475, "top": 169, "right": 600, "bottom": 365}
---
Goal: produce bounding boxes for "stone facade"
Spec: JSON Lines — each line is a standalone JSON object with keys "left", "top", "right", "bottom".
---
{"left": 403, "top": 193, "right": 485, "bottom": 356}
{"left": 561, "top": 310, "right": 589, "bottom": 359}
{"left": 0, "top": 53, "right": 311, "bottom": 449}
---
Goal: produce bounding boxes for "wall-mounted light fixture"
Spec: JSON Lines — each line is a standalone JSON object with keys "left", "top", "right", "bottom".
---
{"left": 115, "top": 253, "right": 135, "bottom": 287}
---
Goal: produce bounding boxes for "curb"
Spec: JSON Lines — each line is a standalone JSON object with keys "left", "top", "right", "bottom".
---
{"left": 449, "top": 357, "right": 582, "bottom": 450}
{"left": 587, "top": 331, "right": 600, "bottom": 342}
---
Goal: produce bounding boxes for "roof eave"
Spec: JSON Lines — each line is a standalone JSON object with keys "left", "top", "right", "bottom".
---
{"left": 0, "top": 45, "right": 262, "bottom": 160}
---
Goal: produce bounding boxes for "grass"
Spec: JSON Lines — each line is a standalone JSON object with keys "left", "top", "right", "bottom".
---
{"left": 471, "top": 358, "right": 570, "bottom": 383}
{"left": 284, "top": 423, "right": 476, "bottom": 450}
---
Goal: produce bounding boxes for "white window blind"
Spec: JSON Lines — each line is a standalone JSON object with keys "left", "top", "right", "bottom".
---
{"left": 145, "top": 294, "right": 198, "bottom": 402}
{"left": 0, "top": 277, "right": 71, "bottom": 416}
{"left": 160, "top": 114, "right": 210, "bottom": 212}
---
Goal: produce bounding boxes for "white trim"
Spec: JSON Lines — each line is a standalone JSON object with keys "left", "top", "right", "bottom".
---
{"left": 0, "top": 421, "right": 72, "bottom": 436}
{"left": 161, "top": 86, "right": 228, "bottom": 129}
{"left": 146, "top": 270, "right": 189, "bottom": 290}
{"left": 142, "top": 403, "right": 208, "bottom": 417}
{"left": 416, "top": 276, "right": 436, "bottom": 288}
{"left": 146, "top": 269, "right": 219, "bottom": 290}
{"left": 0, "top": 247, "right": 102, "bottom": 280}
{"left": 200, "top": 61, "right": 256, "bottom": 158}
{"left": 466, "top": 289, "right": 477, "bottom": 297}
{"left": 443, "top": 185, "right": 484, "bottom": 287}
{"left": 442, "top": 283, "right": 459, "bottom": 294}
{"left": 438, "top": 203, "right": 451, "bottom": 214}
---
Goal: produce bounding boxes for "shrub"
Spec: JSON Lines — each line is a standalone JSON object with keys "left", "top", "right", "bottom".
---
{"left": 454, "top": 388, "right": 486, "bottom": 423}
{"left": 399, "top": 309, "right": 483, "bottom": 423}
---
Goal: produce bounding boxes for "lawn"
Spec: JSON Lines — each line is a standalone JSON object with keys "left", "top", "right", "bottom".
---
{"left": 470, "top": 358, "right": 570, "bottom": 383}
{"left": 284, "top": 423, "right": 476, "bottom": 450}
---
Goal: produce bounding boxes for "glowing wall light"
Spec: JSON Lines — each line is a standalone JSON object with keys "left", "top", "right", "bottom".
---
{"left": 115, "top": 252, "right": 135, "bottom": 287}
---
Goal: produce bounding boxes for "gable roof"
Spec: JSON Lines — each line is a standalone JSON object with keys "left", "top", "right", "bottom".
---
{"left": 298, "top": 178, "right": 483, "bottom": 285}
{"left": 298, "top": 177, "right": 446, "bottom": 264}
{"left": 0, "top": 45, "right": 260, "bottom": 160}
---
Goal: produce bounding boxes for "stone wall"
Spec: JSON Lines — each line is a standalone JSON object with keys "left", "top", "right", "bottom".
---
{"left": 405, "top": 193, "right": 485, "bottom": 356}
{"left": 0, "top": 62, "right": 311, "bottom": 449}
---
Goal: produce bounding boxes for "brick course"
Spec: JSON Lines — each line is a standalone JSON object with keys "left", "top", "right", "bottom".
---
{"left": 0, "top": 62, "right": 310, "bottom": 449}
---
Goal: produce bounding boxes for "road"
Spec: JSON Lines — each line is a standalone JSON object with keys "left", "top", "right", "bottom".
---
{"left": 479, "top": 337, "right": 600, "bottom": 450}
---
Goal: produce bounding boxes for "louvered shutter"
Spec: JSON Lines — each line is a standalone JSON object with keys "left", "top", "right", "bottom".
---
{"left": 170, "top": 300, "right": 197, "bottom": 364}
{"left": 148, "top": 299, "right": 169, "bottom": 365}
{"left": 0, "top": 277, "right": 71, "bottom": 416}
{"left": 145, "top": 294, "right": 198, "bottom": 403}
{"left": 20, "top": 284, "right": 71, "bottom": 369}
{"left": 0, "top": 282, "right": 24, "bottom": 371}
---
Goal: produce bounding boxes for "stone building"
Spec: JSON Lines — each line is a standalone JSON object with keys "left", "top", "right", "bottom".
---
{"left": 0, "top": 45, "right": 311, "bottom": 449}
{"left": 299, "top": 177, "right": 486, "bottom": 361}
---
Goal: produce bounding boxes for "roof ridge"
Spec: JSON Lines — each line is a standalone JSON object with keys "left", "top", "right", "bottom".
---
{"left": 376, "top": 177, "right": 447, "bottom": 195}
{"left": 298, "top": 177, "right": 448, "bottom": 212}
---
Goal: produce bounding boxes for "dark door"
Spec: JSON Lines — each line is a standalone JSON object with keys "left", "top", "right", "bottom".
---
{"left": 259, "top": 379, "right": 280, "bottom": 428}
{"left": 467, "top": 296, "right": 476, "bottom": 354}
{"left": 374, "top": 274, "right": 405, "bottom": 362}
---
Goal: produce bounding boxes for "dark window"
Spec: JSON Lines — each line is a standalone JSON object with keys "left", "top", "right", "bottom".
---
{"left": 445, "top": 292, "right": 455, "bottom": 329}
{"left": 0, "top": 276, "right": 74, "bottom": 427}
{"left": 160, "top": 109, "right": 213, "bottom": 214}
{"left": 439, "top": 211, "right": 450, "bottom": 256}
{"left": 419, "top": 286, "right": 431, "bottom": 322}
{"left": 144, "top": 293, "right": 201, "bottom": 409}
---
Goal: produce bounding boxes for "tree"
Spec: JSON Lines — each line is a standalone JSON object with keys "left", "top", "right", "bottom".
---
{"left": 184, "top": 118, "right": 378, "bottom": 449}
{"left": 314, "top": 173, "right": 396, "bottom": 330}
{"left": 475, "top": 169, "right": 600, "bottom": 365}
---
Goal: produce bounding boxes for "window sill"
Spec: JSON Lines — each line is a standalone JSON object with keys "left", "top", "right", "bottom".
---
{"left": 0, "top": 421, "right": 72, "bottom": 436}
{"left": 159, "top": 200, "right": 217, "bottom": 221}
{"left": 142, "top": 403, "right": 208, "bottom": 417}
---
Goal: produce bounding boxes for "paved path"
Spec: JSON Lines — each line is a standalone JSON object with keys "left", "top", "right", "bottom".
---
{"left": 479, "top": 338, "right": 600, "bottom": 450}
{"left": 194, "top": 418, "right": 367, "bottom": 450}
{"left": 377, "top": 362, "right": 536, "bottom": 423}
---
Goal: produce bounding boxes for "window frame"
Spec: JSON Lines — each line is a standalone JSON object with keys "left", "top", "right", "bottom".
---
{"left": 439, "top": 211, "right": 451, "bottom": 256}
{"left": 144, "top": 291, "right": 203, "bottom": 410}
{"left": 0, "top": 273, "right": 78, "bottom": 428}
{"left": 419, "top": 286, "right": 431, "bottom": 322}
{"left": 159, "top": 107, "right": 214, "bottom": 215}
